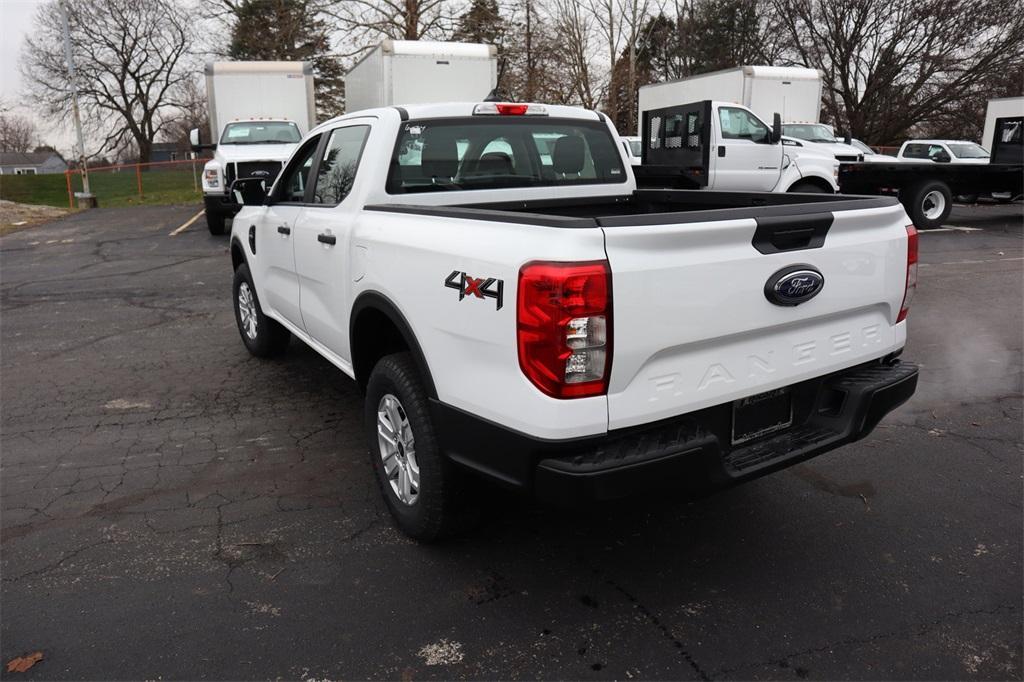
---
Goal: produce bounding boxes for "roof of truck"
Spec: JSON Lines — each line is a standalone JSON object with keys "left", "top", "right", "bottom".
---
{"left": 639, "top": 65, "right": 822, "bottom": 90}
{"left": 312, "top": 102, "right": 604, "bottom": 134}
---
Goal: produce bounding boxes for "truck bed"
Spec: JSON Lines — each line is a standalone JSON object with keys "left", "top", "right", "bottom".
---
{"left": 839, "top": 161, "right": 1024, "bottom": 197}
{"left": 367, "top": 188, "right": 897, "bottom": 229}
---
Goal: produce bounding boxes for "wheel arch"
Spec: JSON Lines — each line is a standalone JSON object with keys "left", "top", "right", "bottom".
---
{"left": 350, "top": 291, "right": 438, "bottom": 399}
{"left": 787, "top": 174, "right": 836, "bottom": 193}
{"left": 230, "top": 235, "right": 250, "bottom": 272}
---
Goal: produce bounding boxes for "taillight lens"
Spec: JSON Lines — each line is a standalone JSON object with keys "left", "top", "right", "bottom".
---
{"left": 517, "top": 261, "right": 612, "bottom": 399}
{"left": 897, "top": 224, "right": 918, "bottom": 322}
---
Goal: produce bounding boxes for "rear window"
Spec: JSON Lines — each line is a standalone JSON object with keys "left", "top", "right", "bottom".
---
{"left": 386, "top": 117, "right": 626, "bottom": 194}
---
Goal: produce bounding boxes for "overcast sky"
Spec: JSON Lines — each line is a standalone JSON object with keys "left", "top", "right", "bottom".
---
{"left": 1, "top": 0, "right": 77, "bottom": 153}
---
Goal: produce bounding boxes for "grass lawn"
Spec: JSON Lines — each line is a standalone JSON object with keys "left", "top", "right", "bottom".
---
{"left": 0, "top": 165, "right": 203, "bottom": 208}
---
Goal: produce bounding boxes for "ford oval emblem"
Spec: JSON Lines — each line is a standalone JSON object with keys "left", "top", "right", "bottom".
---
{"left": 765, "top": 265, "right": 825, "bottom": 306}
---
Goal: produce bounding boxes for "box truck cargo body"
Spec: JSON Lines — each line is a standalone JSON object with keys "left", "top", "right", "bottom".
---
{"left": 638, "top": 66, "right": 824, "bottom": 129}
{"left": 345, "top": 40, "right": 498, "bottom": 113}
{"left": 204, "top": 61, "right": 317, "bottom": 140}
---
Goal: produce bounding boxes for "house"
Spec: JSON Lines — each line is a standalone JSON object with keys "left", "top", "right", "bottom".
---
{"left": 150, "top": 142, "right": 188, "bottom": 162}
{"left": 0, "top": 151, "right": 68, "bottom": 175}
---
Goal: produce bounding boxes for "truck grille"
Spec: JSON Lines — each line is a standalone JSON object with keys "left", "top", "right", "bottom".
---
{"left": 232, "top": 161, "right": 282, "bottom": 184}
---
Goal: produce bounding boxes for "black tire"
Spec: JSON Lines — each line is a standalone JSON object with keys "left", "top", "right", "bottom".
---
{"left": 788, "top": 180, "right": 830, "bottom": 193}
{"left": 904, "top": 180, "right": 952, "bottom": 229}
{"left": 232, "top": 264, "right": 290, "bottom": 357}
{"left": 364, "top": 352, "right": 468, "bottom": 541}
{"left": 206, "top": 210, "right": 226, "bottom": 235}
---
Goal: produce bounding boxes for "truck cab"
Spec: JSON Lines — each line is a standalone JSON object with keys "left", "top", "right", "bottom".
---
{"left": 639, "top": 100, "right": 840, "bottom": 193}
{"left": 897, "top": 140, "right": 991, "bottom": 164}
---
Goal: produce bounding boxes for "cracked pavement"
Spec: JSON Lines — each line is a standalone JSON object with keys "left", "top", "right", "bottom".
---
{"left": 1, "top": 203, "right": 1021, "bottom": 680}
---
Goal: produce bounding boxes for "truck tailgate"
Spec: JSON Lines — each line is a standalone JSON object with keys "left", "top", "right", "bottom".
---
{"left": 602, "top": 203, "right": 910, "bottom": 430}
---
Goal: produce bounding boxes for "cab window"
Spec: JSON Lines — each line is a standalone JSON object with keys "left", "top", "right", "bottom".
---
{"left": 274, "top": 135, "right": 322, "bottom": 203}
{"left": 718, "top": 107, "right": 770, "bottom": 143}
{"left": 312, "top": 125, "right": 370, "bottom": 205}
{"left": 902, "top": 143, "right": 929, "bottom": 159}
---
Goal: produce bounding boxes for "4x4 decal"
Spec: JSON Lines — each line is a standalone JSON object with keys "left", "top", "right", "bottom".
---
{"left": 445, "top": 270, "right": 504, "bottom": 310}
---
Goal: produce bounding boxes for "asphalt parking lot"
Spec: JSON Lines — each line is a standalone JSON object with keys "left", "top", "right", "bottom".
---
{"left": 1, "top": 202, "right": 1021, "bottom": 680}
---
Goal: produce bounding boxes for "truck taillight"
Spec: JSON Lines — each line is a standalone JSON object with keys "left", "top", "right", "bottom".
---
{"left": 897, "top": 224, "right": 918, "bottom": 323}
{"left": 473, "top": 103, "right": 548, "bottom": 116}
{"left": 517, "top": 261, "right": 611, "bottom": 399}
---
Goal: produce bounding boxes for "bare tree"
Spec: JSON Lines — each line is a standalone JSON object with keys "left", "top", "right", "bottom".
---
{"left": 0, "top": 113, "right": 37, "bottom": 153}
{"left": 773, "top": 0, "right": 1024, "bottom": 144}
{"left": 326, "top": 0, "right": 453, "bottom": 45}
{"left": 548, "top": 0, "right": 601, "bottom": 108}
{"left": 21, "top": 0, "right": 197, "bottom": 162}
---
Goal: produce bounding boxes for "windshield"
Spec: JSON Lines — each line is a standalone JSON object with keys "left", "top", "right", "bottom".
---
{"left": 782, "top": 124, "right": 837, "bottom": 144}
{"left": 947, "top": 143, "right": 989, "bottom": 159}
{"left": 629, "top": 139, "right": 642, "bottom": 156}
{"left": 220, "top": 121, "right": 301, "bottom": 145}
{"left": 386, "top": 117, "right": 626, "bottom": 194}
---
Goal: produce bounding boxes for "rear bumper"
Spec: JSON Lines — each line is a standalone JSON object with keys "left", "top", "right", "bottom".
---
{"left": 431, "top": 359, "right": 918, "bottom": 503}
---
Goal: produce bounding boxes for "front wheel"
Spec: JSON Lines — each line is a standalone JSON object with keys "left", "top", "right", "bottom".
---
{"left": 364, "top": 353, "right": 469, "bottom": 541}
{"left": 905, "top": 180, "right": 952, "bottom": 229}
{"left": 206, "top": 210, "right": 226, "bottom": 235}
{"left": 232, "top": 264, "right": 290, "bottom": 357}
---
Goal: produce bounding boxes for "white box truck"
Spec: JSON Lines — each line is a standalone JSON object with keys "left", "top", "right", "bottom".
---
{"left": 983, "top": 96, "right": 1024, "bottom": 156}
{"left": 344, "top": 40, "right": 498, "bottom": 113}
{"left": 638, "top": 66, "right": 864, "bottom": 162}
{"left": 190, "top": 61, "right": 316, "bottom": 234}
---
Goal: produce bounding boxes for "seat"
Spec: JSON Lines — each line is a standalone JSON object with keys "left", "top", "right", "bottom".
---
{"left": 552, "top": 136, "right": 586, "bottom": 177}
{"left": 421, "top": 133, "right": 459, "bottom": 182}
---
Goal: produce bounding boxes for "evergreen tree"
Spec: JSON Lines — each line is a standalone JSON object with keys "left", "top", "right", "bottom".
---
{"left": 228, "top": 0, "right": 344, "bottom": 119}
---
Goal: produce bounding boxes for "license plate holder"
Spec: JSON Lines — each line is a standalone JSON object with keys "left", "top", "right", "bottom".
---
{"left": 731, "top": 388, "right": 793, "bottom": 445}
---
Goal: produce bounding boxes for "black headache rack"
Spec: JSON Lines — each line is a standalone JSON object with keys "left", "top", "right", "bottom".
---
{"left": 635, "top": 101, "right": 713, "bottom": 190}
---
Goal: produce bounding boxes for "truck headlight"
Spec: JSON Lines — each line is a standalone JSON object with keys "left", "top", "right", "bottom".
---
{"left": 204, "top": 169, "right": 221, "bottom": 189}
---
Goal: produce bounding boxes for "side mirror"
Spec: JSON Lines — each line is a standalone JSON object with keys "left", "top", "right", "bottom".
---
{"left": 231, "top": 178, "right": 268, "bottom": 206}
{"left": 190, "top": 128, "right": 215, "bottom": 152}
{"left": 843, "top": 134, "right": 852, "bottom": 146}
{"left": 771, "top": 113, "right": 782, "bottom": 144}
{"left": 934, "top": 152, "right": 951, "bottom": 163}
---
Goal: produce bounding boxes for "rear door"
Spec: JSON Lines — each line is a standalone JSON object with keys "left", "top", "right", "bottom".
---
{"left": 600, "top": 202, "right": 911, "bottom": 430}
{"left": 292, "top": 122, "right": 372, "bottom": 360}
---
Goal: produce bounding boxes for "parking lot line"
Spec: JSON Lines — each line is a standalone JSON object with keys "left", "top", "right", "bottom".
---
{"left": 920, "top": 225, "right": 983, "bottom": 234}
{"left": 920, "top": 256, "right": 1023, "bottom": 267}
{"left": 169, "top": 210, "right": 205, "bottom": 237}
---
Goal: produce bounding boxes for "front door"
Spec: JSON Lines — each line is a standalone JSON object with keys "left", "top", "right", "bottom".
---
{"left": 293, "top": 123, "right": 372, "bottom": 359}
{"left": 710, "top": 106, "right": 782, "bottom": 192}
{"left": 255, "top": 134, "right": 323, "bottom": 328}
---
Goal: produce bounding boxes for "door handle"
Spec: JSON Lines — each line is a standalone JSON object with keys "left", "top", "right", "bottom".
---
{"left": 718, "top": 145, "right": 726, "bottom": 157}
{"left": 317, "top": 233, "right": 336, "bottom": 245}
{"left": 277, "top": 226, "right": 291, "bottom": 235}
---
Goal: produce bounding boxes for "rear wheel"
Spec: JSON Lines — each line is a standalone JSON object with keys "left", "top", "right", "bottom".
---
{"left": 232, "top": 264, "right": 290, "bottom": 357}
{"left": 904, "top": 180, "right": 952, "bottom": 229}
{"left": 364, "top": 352, "right": 469, "bottom": 541}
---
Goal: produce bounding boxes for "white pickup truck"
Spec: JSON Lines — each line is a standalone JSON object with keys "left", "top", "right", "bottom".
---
{"left": 228, "top": 101, "right": 919, "bottom": 540}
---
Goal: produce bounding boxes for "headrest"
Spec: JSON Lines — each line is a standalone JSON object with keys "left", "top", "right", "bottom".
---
{"left": 421, "top": 133, "right": 459, "bottom": 180}
{"left": 553, "top": 136, "right": 585, "bottom": 174}
{"left": 476, "top": 151, "right": 513, "bottom": 174}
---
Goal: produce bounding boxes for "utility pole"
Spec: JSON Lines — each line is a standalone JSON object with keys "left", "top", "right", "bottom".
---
{"left": 57, "top": 0, "right": 94, "bottom": 206}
